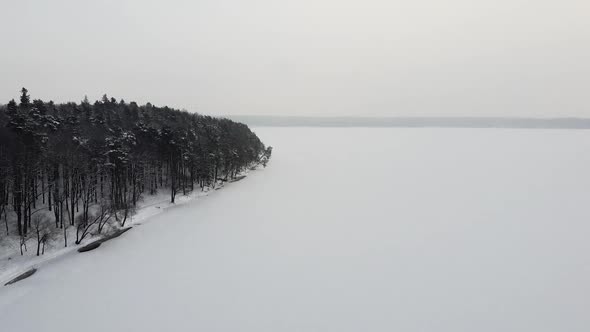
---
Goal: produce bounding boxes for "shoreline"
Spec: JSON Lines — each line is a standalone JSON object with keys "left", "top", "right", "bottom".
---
{"left": 0, "top": 171, "right": 254, "bottom": 286}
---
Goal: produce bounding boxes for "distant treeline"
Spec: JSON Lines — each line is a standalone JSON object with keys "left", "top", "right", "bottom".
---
{"left": 229, "top": 115, "right": 590, "bottom": 129}
{"left": 0, "top": 88, "right": 272, "bottom": 253}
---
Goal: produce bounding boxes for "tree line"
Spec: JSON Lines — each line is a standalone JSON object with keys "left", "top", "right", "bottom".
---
{"left": 0, "top": 88, "right": 272, "bottom": 255}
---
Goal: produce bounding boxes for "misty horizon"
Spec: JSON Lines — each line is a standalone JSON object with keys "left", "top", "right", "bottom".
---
{"left": 228, "top": 115, "right": 590, "bottom": 129}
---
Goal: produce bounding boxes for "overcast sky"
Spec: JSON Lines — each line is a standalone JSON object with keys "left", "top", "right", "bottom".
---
{"left": 1, "top": 0, "right": 588, "bottom": 117}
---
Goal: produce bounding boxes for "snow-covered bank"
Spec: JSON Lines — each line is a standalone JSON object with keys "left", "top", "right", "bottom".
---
{"left": 0, "top": 177, "right": 245, "bottom": 286}
{"left": 1, "top": 127, "right": 590, "bottom": 332}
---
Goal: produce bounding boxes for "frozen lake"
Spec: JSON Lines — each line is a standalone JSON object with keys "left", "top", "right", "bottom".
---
{"left": 1, "top": 128, "right": 590, "bottom": 331}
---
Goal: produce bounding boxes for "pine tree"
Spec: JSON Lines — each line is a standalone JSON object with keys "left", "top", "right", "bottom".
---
{"left": 19, "top": 88, "right": 30, "bottom": 109}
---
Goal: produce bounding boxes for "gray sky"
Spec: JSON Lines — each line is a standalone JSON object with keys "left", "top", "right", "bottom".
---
{"left": 1, "top": 0, "right": 589, "bottom": 117}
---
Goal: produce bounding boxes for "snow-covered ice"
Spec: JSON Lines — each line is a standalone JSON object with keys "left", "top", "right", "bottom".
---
{"left": 1, "top": 127, "right": 590, "bottom": 332}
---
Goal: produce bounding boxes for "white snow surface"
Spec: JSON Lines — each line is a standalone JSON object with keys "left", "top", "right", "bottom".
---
{"left": 1, "top": 127, "right": 590, "bottom": 332}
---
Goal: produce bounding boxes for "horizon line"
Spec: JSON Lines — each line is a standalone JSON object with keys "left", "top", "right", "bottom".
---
{"left": 226, "top": 115, "right": 590, "bottom": 129}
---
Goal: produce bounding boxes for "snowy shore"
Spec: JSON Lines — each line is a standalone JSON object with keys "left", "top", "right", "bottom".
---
{"left": 0, "top": 176, "right": 246, "bottom": 286}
